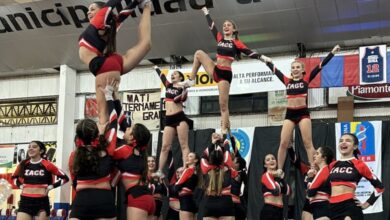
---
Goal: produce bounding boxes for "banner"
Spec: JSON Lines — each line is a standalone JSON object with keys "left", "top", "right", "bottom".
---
{"left": 335, "top": 121, "right": 383, "bottom": 214}
{"left": 161, "top": 59, "right": 291, "bottom": 97}
{"left": 359, "top": 45, "right": 387, "bottom": 85}
{"left": 0, "top": 145, "right": 15, "bottom": 168}
{"left": 267, "top": 90, "right": 287, "bottom": 125}
{"left": 328, "top": 86, "right": 390, "bottom": 104}
{"left": 122, "top": 92, "right": 161, "bottom": 130}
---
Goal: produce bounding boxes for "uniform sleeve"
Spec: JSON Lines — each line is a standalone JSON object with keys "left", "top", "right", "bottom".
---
{"left": 205, "top": 14, "right": 222, "bottom": 42}
{"left": 306, "top": 52, "right": 335, "bottom": 82}
{"left": 175, "top": 167, "right": 195, "bottom": 186}
{"left": 261, "top": 172, "right": 280, "bottom": 196}
{"left": 306, "top": 167, "right": 329, "bottom": 197}
{"left": 114, "top": 100, "right": 131, "bottom": 134}
{"left": 234, "top": 39, "right": 263, "bottom": 60}
{"left": 113, "top": 145, "right": 134, "bottom": 160}
{"left": 115, "top": 0, "right": 139, "bottom": 31}
{"left": 355, "top": 160, "right": 385, "bottom": 205}
{"left": 278, "top": 178, "right": 290, "bottom": 196}
{"left": 155, "top": 67, "right": 170, "bottom": 88}
{"left": 68, "top": 152, "right": 77, "bottom": 189}
{"left": 44, "top": 160, "right": 69, "bottom": 188}
{"left": 11, "top": 163, "right": 23, "bottom": 188}
{"left": 105, "top": 100, "right": 118, "bottom": 156}
{"left": 266, "top": 62, "right": 289, "bottom": 85}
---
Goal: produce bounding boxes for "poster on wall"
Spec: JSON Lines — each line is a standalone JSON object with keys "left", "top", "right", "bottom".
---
{"left": 0, "top": 145, "right": 15, "bottom": 168}
{"left": 335, "top": 121, "right": 383, "bottom": 214}
{"left": 122, "top": 92, "right": 161, "bottom": 130}
{"left": 359, "top": 45, "right": 387, "bottom": 85}
{"left": 268, "top": 90, "right": 287, "bottom": 126}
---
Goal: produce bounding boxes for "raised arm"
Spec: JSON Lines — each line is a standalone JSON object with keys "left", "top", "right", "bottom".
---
{"left": 262, "top": 57, "right": 289, "bottom": 85}
{"left": 202, "top": 7, "right": 222, "bottom": 42}
{"left": 306, "top": 44, "right": 340, "bottom": 82}
{"left": 101, "top": 83, "right": 119, "bottom": 156}
{"left": 234, "top": 40, "right": 265, "bottom": 60}
{"left": 154, "top": 66, "right": 170, "bottom": 87}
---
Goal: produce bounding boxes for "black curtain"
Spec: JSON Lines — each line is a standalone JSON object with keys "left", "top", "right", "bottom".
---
{"left": 247, "top": 126, "right": 282, "bottom": 220}
{"left": 293, "top": 122, "right": 336, "bottom": 220}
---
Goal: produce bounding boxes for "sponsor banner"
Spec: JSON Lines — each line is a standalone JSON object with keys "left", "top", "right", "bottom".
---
{"left": 122, "top": 91, "right": 161, "bottom": 130}
{"left": 268, "top": 90, "right": 287, "bottom": 126}
{"left": 328, "top": 85, "right": 390, "bottom": 104}
{"left": 161, "top": 59, "right": 291, "bottom": 97}
{"left": 0, "top": 145, "right": 15, "bottom": 168}
{"left": 359, "top": 45, "right": 387, "bottom": 85}
{"left": 335, "top": 121, "right": 383, "bottom": 214}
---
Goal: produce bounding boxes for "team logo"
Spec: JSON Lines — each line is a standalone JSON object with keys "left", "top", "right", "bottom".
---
{"left": 231, "top": 128, "right": 250, "bottom": 158}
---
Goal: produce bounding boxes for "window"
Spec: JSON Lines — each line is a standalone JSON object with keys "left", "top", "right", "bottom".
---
{"left": 200, "top": 93, "right": 268, "bottom": 114}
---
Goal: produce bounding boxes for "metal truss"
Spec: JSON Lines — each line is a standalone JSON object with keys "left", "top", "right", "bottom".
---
{"left": 0, "top": 99, "right": 57, "bottom": 126}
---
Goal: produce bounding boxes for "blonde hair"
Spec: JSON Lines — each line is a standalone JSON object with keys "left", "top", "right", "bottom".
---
{"left": 291, "top": 60, "right": 306, "bottom": 76}
{"left": 207, "top": 168, "right": 225, "bottom": 195}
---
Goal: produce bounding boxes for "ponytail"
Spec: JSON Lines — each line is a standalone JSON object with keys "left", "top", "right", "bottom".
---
{"left": 105, "top": 15, "right": 117, "bottom": 56}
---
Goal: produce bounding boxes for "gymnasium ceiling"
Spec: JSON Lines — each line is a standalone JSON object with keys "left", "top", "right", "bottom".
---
{"left": 0, "top": 0, "right": 389, "bottom": 75}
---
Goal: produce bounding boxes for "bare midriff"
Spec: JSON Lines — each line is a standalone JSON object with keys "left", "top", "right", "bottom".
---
{"left": 331, "top": 185, "right": 355, "bottom": 197}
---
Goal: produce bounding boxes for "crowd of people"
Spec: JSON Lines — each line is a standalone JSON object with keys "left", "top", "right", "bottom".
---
{"left": 8, "top": 1, "right": 385, "bottom": 220}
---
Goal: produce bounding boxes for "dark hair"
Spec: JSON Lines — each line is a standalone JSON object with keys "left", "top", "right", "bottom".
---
{"left": 92, "top": 1, "right": 105, "bottom": 8}
{"left": 91, "top": 2, "right": 116, "bottom": 55}
{"left": 189, "top": 152, "right": 203, "bottom": 188}
{"left": 32, "top": 140, "right": 46, "bottom": 158}
{"left": 342, "top": 133, "right": 360, "bottom": 159}
{"left": 262, "top": 154, "right": 276, "bottom": 173}
{"left": 176, "top": 71, "right": 185, "bottom": 82}
{"left": 18, "top": 140, "right": 46, "bottom": 178}
{"left": 73, "top": 119, "right": 107, "bottom": 175}
{"left": 105, "top": 14, "right": 117, "bottom": 55}
{"left": 132, "top": 123, "right": 151, "bottom": 183}
{"left": 209, "top": 149, "right": 224, "bottom": 166}
{"left": 132, "top": 123, "right": 151, "bottom": 148}
{"left": 234, "top": 156, "right": 247, "bottom": 172}
{"left": 318, "top": 146, "right": 334, "bottom": 165}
